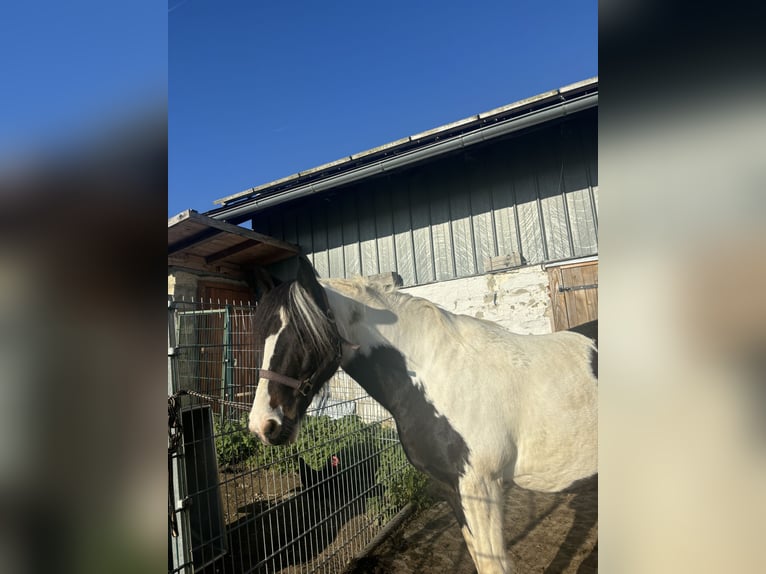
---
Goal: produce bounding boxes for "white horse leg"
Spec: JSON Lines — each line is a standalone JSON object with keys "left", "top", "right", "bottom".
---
{"left": 458, "top": 473, "right": 510, "bottom": 574}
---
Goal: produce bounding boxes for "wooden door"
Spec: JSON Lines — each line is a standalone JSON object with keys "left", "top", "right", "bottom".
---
{"left": 196, "top": 282, "right": 261, "bottom": 418}
{"left": 548, "top": 261, "right": 598, "bottom": 331}
{"left": 197, "top": 281, "right": 254, "bottom": 305}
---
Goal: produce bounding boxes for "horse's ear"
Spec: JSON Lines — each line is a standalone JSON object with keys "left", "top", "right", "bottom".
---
{"left": 296, "top": 255, "right": 330, "bottom": 312}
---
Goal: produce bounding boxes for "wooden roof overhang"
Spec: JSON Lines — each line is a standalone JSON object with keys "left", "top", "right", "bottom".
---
{"left": 168, "top": 209, "right": 300, "bottom": 278}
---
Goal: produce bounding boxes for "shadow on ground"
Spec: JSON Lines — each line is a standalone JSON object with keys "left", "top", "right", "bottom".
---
{"left": 346, "top": 475, "right": 597, "bottom": 574}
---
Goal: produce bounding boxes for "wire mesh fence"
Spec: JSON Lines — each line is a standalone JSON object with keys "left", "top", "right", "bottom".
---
{"left": 168, "top": 297, "right": 416, "bottom": 574}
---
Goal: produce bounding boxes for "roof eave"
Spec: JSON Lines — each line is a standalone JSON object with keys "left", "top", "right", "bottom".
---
{"left": 207, "top": 77, "right": 598, "bottom": 223}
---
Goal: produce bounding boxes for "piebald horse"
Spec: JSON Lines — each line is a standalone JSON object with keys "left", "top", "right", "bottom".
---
{"left": 248, "top": 257, "right": 597, "bottom": 574}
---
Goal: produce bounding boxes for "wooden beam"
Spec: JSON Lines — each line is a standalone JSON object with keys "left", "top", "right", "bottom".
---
{"left": 169, "top": 210, "right": 300, "bottom": 254}
{"left": 168, "top": 227, "right": 223, "bottom": 255}
{"left": 205, "top": 239, "right": 260, "bottom": 264}
{"left": 168, "top": 252, "right": 244, "bottom": 278}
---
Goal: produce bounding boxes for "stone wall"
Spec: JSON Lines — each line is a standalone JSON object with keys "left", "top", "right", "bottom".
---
{"left": 401, "top": 265, "right": 553, "bottom": 335}
{"left": 167, "top": 269, "right": 198, "bottom": 300}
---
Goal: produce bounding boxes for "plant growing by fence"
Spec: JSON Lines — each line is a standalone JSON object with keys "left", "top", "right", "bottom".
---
{"left": 214, "top": 415, "right": 261, "bottom": 468}
{"left": 296, "top": 415, "right": 377, "bottom": 468}
{"left": 214, "top": 414, "right": 379, "bottom": 469}
{"left": 214, "top": 412, "right": 431, "bottom": 520}
{"left": 366, "top": 425, "right": 432, "bottom": 522}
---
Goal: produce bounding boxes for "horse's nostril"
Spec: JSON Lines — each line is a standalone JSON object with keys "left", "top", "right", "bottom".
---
{"left": 263, "top": 419, "right": 280, "bottom": 439}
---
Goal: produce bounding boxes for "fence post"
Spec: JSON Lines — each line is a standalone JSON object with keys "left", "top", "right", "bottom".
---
{"left": 168, "top": 296, "right": 194, "bottom": 573}
{"left": 222, "top": 305, "right": 232, "bottom": 421}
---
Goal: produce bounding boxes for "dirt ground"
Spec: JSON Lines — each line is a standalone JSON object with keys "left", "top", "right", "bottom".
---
{"left": 212, "top": 469, "right": 597, "bottom": 574}
{"left": 346, "top": 476, "right": 598, "bottom": 574}
{"left": 212, "top": 468, "right": 386, "bottom": 574}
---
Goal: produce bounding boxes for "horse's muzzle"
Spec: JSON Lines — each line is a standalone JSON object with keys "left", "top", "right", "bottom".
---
{"left": 253, "top": 416, "right": 298, "bottom": 446}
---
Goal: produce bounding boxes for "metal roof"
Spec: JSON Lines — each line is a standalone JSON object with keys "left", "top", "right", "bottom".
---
{"left": 206, "top": 77, "right": 598, "bottom": 223}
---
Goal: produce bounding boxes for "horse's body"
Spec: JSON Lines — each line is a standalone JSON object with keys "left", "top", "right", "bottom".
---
{"left": 248, "top": 259, "right": 597, "bottom": 574}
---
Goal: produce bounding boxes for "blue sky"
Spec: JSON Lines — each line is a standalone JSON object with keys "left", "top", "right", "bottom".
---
{"left": 170, "top": 1, "right": 597, "bottom": 218}
{"left": 0, "top": 2, "right": 166, "bottom": 164}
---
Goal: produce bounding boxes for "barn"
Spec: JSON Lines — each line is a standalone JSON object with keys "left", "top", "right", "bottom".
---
{"left": 168, "top": 77, "right": 598, "bottom": 573}
{"left": 205, "top": 76, "right": 598, "bottom": 333}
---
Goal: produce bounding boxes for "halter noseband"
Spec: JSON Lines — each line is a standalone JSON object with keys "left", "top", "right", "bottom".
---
{"left": 257, "top": 368, "right": 315, "bottom": 397}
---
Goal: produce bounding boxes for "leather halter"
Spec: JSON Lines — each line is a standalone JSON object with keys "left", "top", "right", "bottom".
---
{"left": 258, "top": 343, "right": 342, "bottom": 396}
{"left": 257, "top": 369, "right": 315, "bottom": 396}
{"left": 257, "top": 308, "right": 345, "bottom": 397}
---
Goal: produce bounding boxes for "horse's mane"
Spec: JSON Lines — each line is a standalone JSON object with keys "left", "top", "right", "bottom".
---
{"left": 326, "top": 277, "right": 464, "bottom": 338}
{"left": 387, "top": 287, "right": 461, "bottom": 330}
{"left": 286, "top": 281, "right": 339, "bottom": 359}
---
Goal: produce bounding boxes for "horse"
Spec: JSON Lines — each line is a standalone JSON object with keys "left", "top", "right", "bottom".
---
{"left": 248, "top": 256, "right": 597, "bottom": 574}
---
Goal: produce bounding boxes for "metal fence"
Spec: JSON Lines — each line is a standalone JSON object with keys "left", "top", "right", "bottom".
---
{"left": 168, "top": 297, "right": 414, "bottom": 574}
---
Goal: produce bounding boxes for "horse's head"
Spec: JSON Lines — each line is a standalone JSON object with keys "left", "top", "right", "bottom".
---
{"left": 248, "top": 257, "right": 342, "bottom": 445}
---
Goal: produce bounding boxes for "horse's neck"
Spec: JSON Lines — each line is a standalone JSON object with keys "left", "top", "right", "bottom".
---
{"left": 323, "top": 283, "right": 431, "bottom": 423}
{"left": 324, "top": 282, "right": 423, "bottom": 367}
